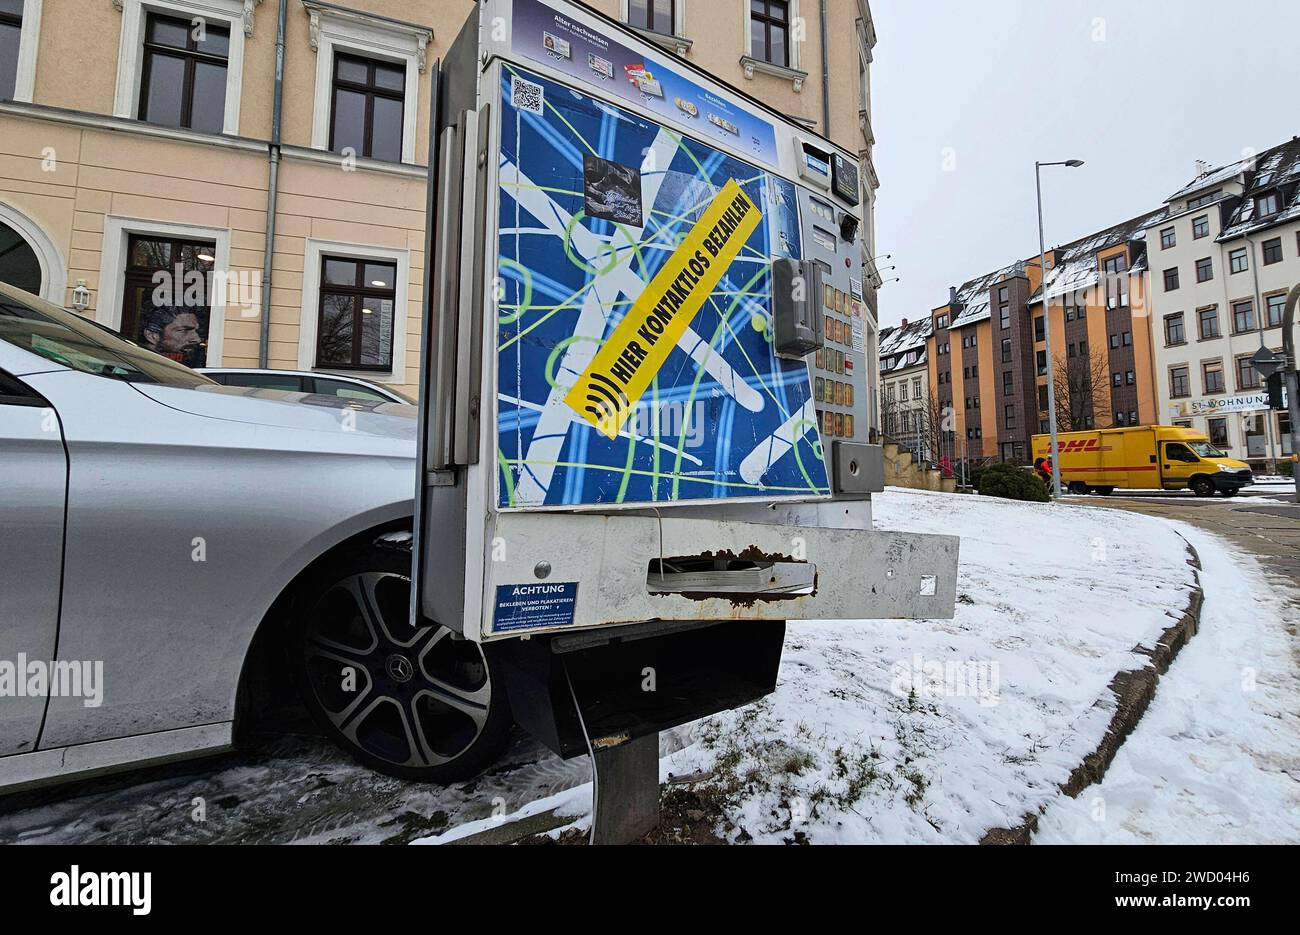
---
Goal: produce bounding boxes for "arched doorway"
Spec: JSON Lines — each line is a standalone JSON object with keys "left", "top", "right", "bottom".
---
{"left": 0, "top": 218, "right": 42, "bottom": 295}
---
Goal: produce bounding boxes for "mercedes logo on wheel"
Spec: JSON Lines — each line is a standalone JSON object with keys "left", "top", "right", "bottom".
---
{"left": 385, "top": 654, "right": 415, "bottom": 684}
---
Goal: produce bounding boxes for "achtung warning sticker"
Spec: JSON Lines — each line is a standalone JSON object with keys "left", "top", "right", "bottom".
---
{"left": 564, "top": 178, "right": 763, "bottom": 439}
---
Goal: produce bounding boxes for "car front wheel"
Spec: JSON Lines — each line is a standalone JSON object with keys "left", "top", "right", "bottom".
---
{"left": 290, "top": 543, "right": 512, "bottom": 782}
{"left": 1191, "top": 477, "right": 1216, "bottom": 497}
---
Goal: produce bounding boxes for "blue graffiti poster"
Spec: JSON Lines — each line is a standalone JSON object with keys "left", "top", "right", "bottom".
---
{"left": 495, "top": 65, "right": 826, "bottom": 508}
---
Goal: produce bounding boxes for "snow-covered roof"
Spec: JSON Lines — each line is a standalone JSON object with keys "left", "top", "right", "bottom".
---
{"left": 879, "top": 317, "right": 931, "bottom": 372}
{"left": 1215, "top": 136, "right": 1300, "bottom": 240}
{"left": 1029, "top": 206, "right": 1167, "bottom": 304}
{"left": 947, "top": 261, "right": 1024, "bottom": 329}
{"left": 1167, "top": 159, "right": 1248, "bottom": 202}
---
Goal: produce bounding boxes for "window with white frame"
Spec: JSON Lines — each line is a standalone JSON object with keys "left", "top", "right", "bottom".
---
{"left": 113, "top": 0, "right": 256, "bottom": 135}
{"left": 298, "top": 239, "right": 409, "bottom": 383}
{"left": 303, "top": 0, "right": 430, "bottom": 166}
{"left": 0, "top": 0, "right": 41, "bottom": 103}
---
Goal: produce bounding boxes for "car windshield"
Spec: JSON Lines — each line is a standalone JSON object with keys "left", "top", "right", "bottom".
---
{"left": 1187, "top": 441, "right": 1226, "bottom": 458}
{"left": 0, "top": 284, "right": 213, "bottom": 388}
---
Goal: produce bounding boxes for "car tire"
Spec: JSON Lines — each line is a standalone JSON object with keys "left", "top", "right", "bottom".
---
{"left": 1191, "top": 477, "right": 1215, "bottom": 497}
{"left": 289, "top": 543, "right": 512, "bottom": 783}
{"left": 1069, "top": 482, "right": 1090, "bottom": 495}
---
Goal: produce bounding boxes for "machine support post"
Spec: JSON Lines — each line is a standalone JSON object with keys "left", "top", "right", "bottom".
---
{"left": 589, "top": 733, "right": 661, "bottom": 845}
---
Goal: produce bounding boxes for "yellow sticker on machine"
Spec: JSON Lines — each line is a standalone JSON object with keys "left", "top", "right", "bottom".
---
{"left": 564, "top": 178, "right": 763, "bottom": 439}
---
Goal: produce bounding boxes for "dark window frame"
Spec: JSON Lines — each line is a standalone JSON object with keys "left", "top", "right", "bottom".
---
{"left": 1163, "top": 267, "right": 1179, "bottom": 291}
{"left": 1192, "top": 215, "right": 1210, "bottom": 239}
{"left": 137, "top": 11, "right": 231, "bottom": 132}
{"left": 329, "top": 51, "right": 406, "bottom": 162}
{"left": 315, "top": 256, "right": 399, "bottom": 372}
{"left": 1195, "top": 257, "right": 1213, "bottom": 282}
{"left": 1163, "top": 312, "right": 1185, "bottom": 346}
{"left": 1262, "top": 237, "right": 1283, "bottom": 265}
{"left": 749, "top": 0, "right": 791, "bottom": 67}
{"left": 628, "top": 0, "right": 675, "bottom": 35}
{"left": 1159, "top": 227, "right": 1176, "bottom": 249}
{"left": 1228, "top": 247, "right": 1248, "bottom": 275}
{"left": 0, "top": 1, "right": 21, "bottom": 102}
{"left": 1197, "top": 305, "right": 1220, "bottom": 339}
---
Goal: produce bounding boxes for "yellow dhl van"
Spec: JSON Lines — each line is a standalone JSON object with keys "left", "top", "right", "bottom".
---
{"left": 1031, "top": 425, "right": 1254, "bottom": 497}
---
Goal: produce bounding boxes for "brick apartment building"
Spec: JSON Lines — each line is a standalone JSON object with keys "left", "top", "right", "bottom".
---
{"left": 920, "top": 212, "right": 1162, "bottom": 465}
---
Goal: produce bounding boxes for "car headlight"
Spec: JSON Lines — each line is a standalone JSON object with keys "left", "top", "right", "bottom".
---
{"left": 1217, "top": 464, "right": 1236, "bottom": 472}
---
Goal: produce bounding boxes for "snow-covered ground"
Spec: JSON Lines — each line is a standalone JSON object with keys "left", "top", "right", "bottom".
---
{"left": 1034, "top": 521, "right": 1300, "bottom": 844}
{"left": 420, "top": 487, "right": 1210, "bottom": 844}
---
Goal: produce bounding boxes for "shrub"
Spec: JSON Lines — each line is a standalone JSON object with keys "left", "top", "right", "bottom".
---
{"left": 977, "top": 462, "right": 1050, "bottom": 502}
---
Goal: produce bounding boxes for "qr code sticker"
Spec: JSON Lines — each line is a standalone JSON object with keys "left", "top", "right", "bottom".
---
{"left": 511, "top": 75, "right": 544, "bottom": 115}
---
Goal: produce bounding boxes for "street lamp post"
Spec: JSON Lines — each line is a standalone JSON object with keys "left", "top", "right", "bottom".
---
{"left": 1035, "top": 158, "right": 1085, "bottom": 499}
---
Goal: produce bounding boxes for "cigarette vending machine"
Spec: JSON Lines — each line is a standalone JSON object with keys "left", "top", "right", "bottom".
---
{"left": 414, "top": 0, "right": 958, "bottom": 841}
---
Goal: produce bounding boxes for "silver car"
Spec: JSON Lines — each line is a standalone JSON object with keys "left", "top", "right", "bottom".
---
{"left": 0, "top": 282, "right": 511, "bottom": 793}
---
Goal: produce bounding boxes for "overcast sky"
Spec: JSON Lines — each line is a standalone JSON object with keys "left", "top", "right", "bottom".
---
{"left": 869, "top": 0, "right": 1300, "bottom": 328}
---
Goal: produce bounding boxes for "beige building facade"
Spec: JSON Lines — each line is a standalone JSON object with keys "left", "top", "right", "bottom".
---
{"left": 0, "top": 0, "right": 877, "bottom": 399}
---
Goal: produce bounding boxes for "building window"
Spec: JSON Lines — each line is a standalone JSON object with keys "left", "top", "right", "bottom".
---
{"left": 1257, "top": 191, "right": 1281, "bottom": 216}
{"left": 1160, "top": 227, "right": 1176, "bottom": 249}
{"left": 330, "top": 53, "right": 405, "bottom": 163}
{"left": 1267, "top": 293, "right": 1285, "bottom": 328}
{"left": 1197, "top": 305, "right": 1220, "bottom": 339}
{"left": 935, "top": 313, "right": 948, "bottom": 329}
{"left": 1207, "top": 417, "right": 1228, "bottom": 449}
{"left": 1004, "top": 404, "right": 1016, "bottom": 429}
{"left": 1126, "top": 370, "right": 1135, "bottom": 385}
{"left": 1232, "top": 299, "right": 1256, "bottom": 334}
{"left": 900, "top": 381, "right": 908, "bottom": 401}
{"left": 1115, "top": 410, "right": 1127, "bottom": 426}
{"left": 1163, "top": 313, "right": 1185, "bottom": 346}
{"left": 1188, "top": 190, "right": 1221, "bottom": 210}
{"left": 1192, "top": 215, "right": 1210, "bottom": 239}
{"left": 1129, "top": 410, "right": 1138, "bottom": 425}
{"left": 1112, "top": 372, "right": 1122, "bottom": 387}
{"left": 1262, "top": 237, "right": 1283, "bottom": 265}
{"left": 1065, "top": 308, "right": 1075, "bottom": 322}
{"left": 1103, "top": 254, "right": 1128, "bottom": 309}
{"left": 1036, "top": 349, "right": 1047, "bottom": 376}
{"left": 1121, "top": 330, "right": 1131, "bottom": 347}
{"left": 1002, "top": 371, "right": 1013, "bottom": 394}
{"left": 997, "top": 286, "right": 1010, "bottom": 329}
{"left": 1195, "top": 257, "right": 1213, "bottom": 282}
{"left": 1163, "top": 267, "right": 1179, "bottom": 291}
{"left": 120, "top": 234, "right": 216, "bottom": 368}
{"left": 316, "top": 256, "right": 398, "bottom": 371}
{"left": 912, "top": 377, "right": 921, "bottom": 398}
{"left": 1228, "top": 247, "right": 1248, "bottom": 275}
{"left": 305, "top": 2, "right": 428, "bottom": 165}
{"left": 1236, "top": 355, "right": 1258, "bottom": 390}
{"left": 1067, "top": 342, "right": 1076, "bottom": 358}
{"left": 1169, "top": 365, "right": 1189, "bottom": 398}
{"left": 1038, "top": 385, "right": 1048, "bottom": 411}
{"left": 628, "top": 0, "right": 674, "bottom": 34}
{"left": 1034, "top": 316, "right": 1044, "bottom": 341}
{"left": 1001, "top": 337, "right": 1011, "bottom": 362}
{"left": 137, "top": 13, "right": 230, "bottom": 133}
{"left": 0, "top": 216, "right": 43, "bottom": 293}
{"left": 1202, "top": 360, "right": 1224, "bottom": 394}
{"left": 750, "top": 0, "right": 791, "bottom": 68}
{"left": 1109, "top": 333, "right": 1119, "bottom": 349}
{"left": 0, "top": 0, "right": 20, "bottom": 101}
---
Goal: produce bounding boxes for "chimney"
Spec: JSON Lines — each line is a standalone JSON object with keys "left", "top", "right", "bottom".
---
{"left": 948, "top": 286, "right": 958, "bottom": 305}
{"left": 900, "top": 317, "right": 908, "bottom": 329}
{"left": 1194, "top": 159, "right": 1211, "bottom": 179}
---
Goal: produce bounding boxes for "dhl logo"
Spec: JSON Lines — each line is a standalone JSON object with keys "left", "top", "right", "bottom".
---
{"left": 1054, "top": 439, "right": 1114, "bottom": 453}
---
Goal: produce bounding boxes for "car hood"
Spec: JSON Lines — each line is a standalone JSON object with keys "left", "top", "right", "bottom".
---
{"left": 1208, "top": 457, "right": 1251, "bottom": 471}
{"left": 132, "top": 383, "right": 419, "bottom": 448}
